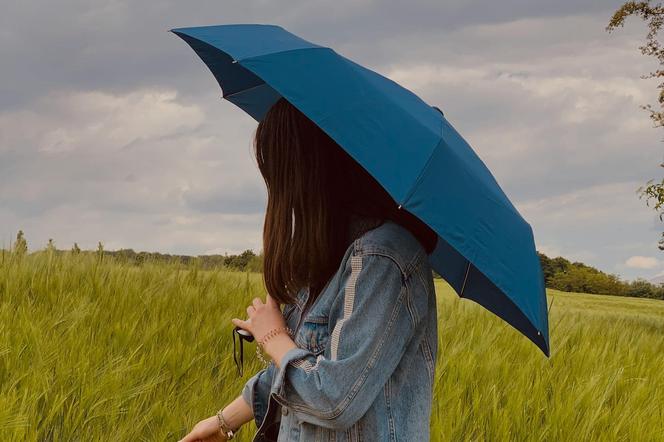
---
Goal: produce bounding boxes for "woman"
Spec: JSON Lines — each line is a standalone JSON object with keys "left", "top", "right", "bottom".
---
{"left": 179, "top": 98, "right": 439, "bottom": 442}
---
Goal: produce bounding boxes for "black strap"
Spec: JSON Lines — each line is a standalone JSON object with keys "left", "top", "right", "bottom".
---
{"left": 233, "top": 327, "right": 244, "bottom": 377}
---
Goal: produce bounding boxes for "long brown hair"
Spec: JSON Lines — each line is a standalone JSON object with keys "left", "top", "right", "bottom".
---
{"left": 253, "top": 97, "right": 437, "bottom": 305}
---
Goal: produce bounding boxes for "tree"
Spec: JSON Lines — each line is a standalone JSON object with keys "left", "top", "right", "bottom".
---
{"left": 547, "top": 265, "right": 628, "bottom": 296}
{"left": 607, "top": 1, "right": 664, "bottom": 249}
{"left": 224, "top": 249, "right": 256, "bottom": 271}
{"left": 13, "top": 230, "right": 28, "bottom": 256}
{"left": 97, "top": 241, "right": 104, "bottom": 263}
{"left": 71, "top": 243, "right": 81, "bottom": 254}
{"left": 46, "top": 238, "right": 56, "bottom": 253}
{"left": 628, "top": 277, "right": 663, "bottom": 298}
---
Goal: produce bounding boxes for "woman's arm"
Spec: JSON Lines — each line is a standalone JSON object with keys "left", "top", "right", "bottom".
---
{"left": 262, "top": 332, "right": 298, "bottom": 369}
{"left": 223, "top": 395, "right": 254, "bottom": 431}
{"left": 178, "top": 395, "right": 253, "bottom": 442}
{"left": 181, "top": 287, "right": 299, "bottom": 441}
{"left": 233, "top": 251, "right": 417, "bottom": 431}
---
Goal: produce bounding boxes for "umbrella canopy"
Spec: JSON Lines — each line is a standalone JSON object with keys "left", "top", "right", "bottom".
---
{"left": 171, "top": 24, "right": 550, "bottom": 356}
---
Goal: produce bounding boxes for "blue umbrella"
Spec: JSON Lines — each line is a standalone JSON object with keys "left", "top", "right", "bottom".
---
{"left": 170, "top": 24, "right": 550, "bottom": 356}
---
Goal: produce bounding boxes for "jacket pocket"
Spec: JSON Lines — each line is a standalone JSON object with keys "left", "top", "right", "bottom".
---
{"left": 295, "top": 315, "right": 330, "bottom": 355}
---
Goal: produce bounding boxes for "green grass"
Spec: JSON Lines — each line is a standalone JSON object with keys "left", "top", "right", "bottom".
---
{"left": 1, "top": 251, "right": 663, "bottom": 441}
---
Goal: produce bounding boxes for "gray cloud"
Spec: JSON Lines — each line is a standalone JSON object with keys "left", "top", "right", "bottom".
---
{"left": 1, "top": 0, "right": 662, "bottom": 281}
{"left": 0, "top": 1, "right": 625, "bottom": 108}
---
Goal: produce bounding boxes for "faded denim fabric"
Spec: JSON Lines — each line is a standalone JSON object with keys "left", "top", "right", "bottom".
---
{"left": 241, "top": 219, "right": 438, "bottom": 441}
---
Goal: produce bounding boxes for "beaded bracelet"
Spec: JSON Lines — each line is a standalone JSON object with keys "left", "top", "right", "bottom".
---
{"left": 256, "top": 326, "right": 294, "bottom": 367}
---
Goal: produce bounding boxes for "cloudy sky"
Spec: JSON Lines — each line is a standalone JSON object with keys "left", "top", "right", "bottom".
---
{"left": 1, "top": 1, "right": 663, "bottom": 281}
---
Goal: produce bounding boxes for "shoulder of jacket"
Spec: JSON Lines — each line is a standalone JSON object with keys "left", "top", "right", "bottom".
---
{"left": 351, "top": 219, "right": 426, "bottom": 278}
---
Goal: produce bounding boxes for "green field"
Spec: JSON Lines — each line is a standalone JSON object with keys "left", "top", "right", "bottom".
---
{"left": 1, "top": 251, "right": 663, "bottom": 441}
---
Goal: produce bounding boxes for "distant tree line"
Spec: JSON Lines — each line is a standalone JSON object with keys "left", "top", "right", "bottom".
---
{"left": 539, "top": 252, "right": 664, "bottom": 300}
{"left": 101, "top": 247, "right": 265, "bottom": 272}
{"left": 3, "top": 230, "right": 263, "bottom": 273}
{"left": 4, "top": 231, "right": 663, "bottom": 300}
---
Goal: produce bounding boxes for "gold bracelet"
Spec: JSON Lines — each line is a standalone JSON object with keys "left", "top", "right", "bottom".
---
{"left": 258, "top": 326, "right": 294, "bottom": 347}
{"left": 256, "top": 327, "right": 294, "bottom": 367}
{"left": 216, "top": 408, "right": 235, "bottom": 440}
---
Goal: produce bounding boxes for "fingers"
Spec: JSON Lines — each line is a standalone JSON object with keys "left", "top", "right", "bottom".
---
{"left": 234, "top": 294, "right": 277, "bottom": 334}
{"left": 232, "top": 317, "right": 250, "bottom": 330}
{"left": 178, "top": 431, "right": 197, "bottom": 442}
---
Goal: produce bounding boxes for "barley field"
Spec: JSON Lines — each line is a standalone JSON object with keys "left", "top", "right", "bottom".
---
{"left": 1, "top": 251, "right": 663, "bottom": 441}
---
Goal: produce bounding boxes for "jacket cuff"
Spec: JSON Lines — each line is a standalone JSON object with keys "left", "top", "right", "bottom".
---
{"left": 241, "top": 373, "right": 255, "bottom": 407}
{"left": 270, "top": 347, "right": 313, "bottom": 400}
{"left": 242, "top": 369, "right": 268, "bottom": 428}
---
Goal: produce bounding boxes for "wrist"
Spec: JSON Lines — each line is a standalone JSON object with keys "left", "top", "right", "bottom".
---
{"left": 264, "top": 333, "right": 298, "bottom": 367}
{"left": 263, "top": 332, "right": 295, "bottom": 356}
{"left": 257, "top": 326, "right": 292, "bottom": 354}
{"left": 216, "top": 408, "right": 236, "bottom": 440}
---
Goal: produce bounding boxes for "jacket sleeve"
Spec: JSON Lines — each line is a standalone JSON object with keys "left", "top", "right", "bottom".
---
{"left": 241, "top": 362, "right": 276, "bottom": 428}
{"left": 269, "top": 250, "right": 416, "bottom": 430}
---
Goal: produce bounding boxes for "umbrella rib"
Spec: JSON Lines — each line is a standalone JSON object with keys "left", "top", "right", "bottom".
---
{"left": 398, "top": 137, "right": 444, "bottom": 207}
{"left": 237, "top": 45, "right": 331, "bottom": 64}
{"left": 223, "top": 82, "right": 267, "bottom": 99}
{"left": 459, "top": 261, "right": 472, "bottom": 297}
{"left": 340, "top": 55, "right": 443, "bottom": 138}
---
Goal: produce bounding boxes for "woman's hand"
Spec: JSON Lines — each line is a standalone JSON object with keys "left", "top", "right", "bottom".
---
{"left": 180, "top": 397, "right": 253, "bottom": 442}
{"left": 178, "top": 415, "right": 227, "bottom": 442}
{"left": 232, "top": 294, "right": 286, "bottom": 343}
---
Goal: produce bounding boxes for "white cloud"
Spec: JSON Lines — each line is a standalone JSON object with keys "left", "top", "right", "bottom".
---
{"left": 0, "top": 89, "right": 205, "bottom": 154}
{"left": 537, "top": 244, "right": 563, "bottom": 258}
{"left": 517, "top": 181, "right": 649, "bottom": 225}
{"left": 625, "top": 255, "right": 660, "bottom": 269}
{"left": 0, "top": 87, "right": 266, "bottom": 255}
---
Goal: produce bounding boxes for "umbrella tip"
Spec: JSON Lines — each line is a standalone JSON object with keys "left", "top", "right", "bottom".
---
{"left": 432, "top": 106, "right": 444, "bottom": 117}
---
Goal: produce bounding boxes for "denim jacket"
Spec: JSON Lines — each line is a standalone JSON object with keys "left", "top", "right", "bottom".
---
{"left": 241, "top": 218, "right": 438, "bottom": 441}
